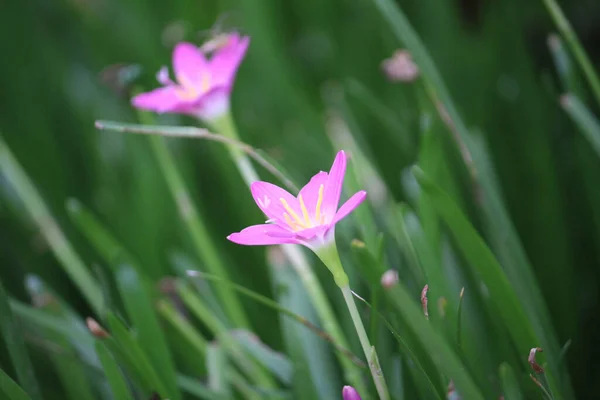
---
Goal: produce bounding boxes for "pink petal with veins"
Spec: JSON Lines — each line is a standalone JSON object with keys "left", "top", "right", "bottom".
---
{"left": 250, "top": 181, "right": 301, "bottom": 227}
{"left": 322, "top": 150, "right": 347, "bottom": 219}
{"left": 131, "top": 86, "right": 181, "bottom": 113}
{"left": 298, "top": 171, "right": 328, "bottom": 220}
{"left": 172, "top": 42, "right": 210, "bottom": 87}
{"left": 209, "top": 34, "right": 250, "bottom": 88}
{"left": 331, "top": 191, "right": 367, "bottom": 225}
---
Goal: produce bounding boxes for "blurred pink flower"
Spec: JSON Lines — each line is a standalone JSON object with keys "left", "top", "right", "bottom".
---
{"left": 227, "top": 151, "right": 366, "bottom": 250}
{"left": 342, "top": 385, "right": 362, "bottom": 400}
{"left": 131, "top": 33, "right": 249, "bottom": 120}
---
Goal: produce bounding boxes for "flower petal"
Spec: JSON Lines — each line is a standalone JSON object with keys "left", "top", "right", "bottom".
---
{"left": 131, "top": 86, "right": 181, "bottom": 113}
{"left": 331, "top": 191, "right": 367, "bottom": 225}
{"left": 190, "top": 86, "right": 230, "bottom": 121}
{"left": 227, "top": 224, "right": 299, "bottom": 246}
{"left": 209, "top": 34, "right": 250, "bottom": 88}
{"left": 172, "top": 42, "right": 210, "bottom": 88}
{"left": 250, "top": 181, "right": 302, "bottom": 227}
{"left": 323, "top": 150, "right": 347, "bottom": 221}
{"left": 294, "top": 225, "right": 329, "bottom": 240}
{"left": 298, "top": 171, "right": 328, "bottom": 220}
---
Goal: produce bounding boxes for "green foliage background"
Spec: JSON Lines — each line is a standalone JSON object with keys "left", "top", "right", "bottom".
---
{"left": 1, "top": 0, "right": 600, "bottom": 398}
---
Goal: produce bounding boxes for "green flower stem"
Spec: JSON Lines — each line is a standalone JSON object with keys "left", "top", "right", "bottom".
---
{"left": 211, "top": 113, "right": 259, "bottom": 184}
{"left": 280, "top": 244, "right": 366, "bottom": 392}
{"left": 210, "top": 113, "right": 368, "bottom": 394}
{"left": 317, "top": 244, "right": 390, "bottom": 400}
{"left": 146, "top": 133, "right": 250, "bottom": 329}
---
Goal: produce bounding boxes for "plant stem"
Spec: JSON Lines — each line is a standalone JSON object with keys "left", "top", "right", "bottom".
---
{"left": 317, "top": 244, "right": 390, "bottom": 400}
{"left": 211, "top": 113, "right": 259, "bottom": 184}
{"left": 210, "top": 113, "right": 368, "bottom": 394}
{"left": 340, "top": 287, "right": 389, "bottom": 400}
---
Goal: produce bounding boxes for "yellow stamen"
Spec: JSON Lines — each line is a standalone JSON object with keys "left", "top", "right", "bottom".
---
{"left": 199, "top": 73, "right": 211, "bottom": 92}
{"left": 283, "top": 213, "right": 298, "bottom": 231}
{"left": 298, "top": 195, "right": 311, "bottom": 227}
{"left": 280, "top": 198, "right": 305, "bottom": 229}
{"left": 315, "top": 184, "right": 324, "bottom": 223}
{"left": 175, "top": 73, "right": 211, "bottom": 100}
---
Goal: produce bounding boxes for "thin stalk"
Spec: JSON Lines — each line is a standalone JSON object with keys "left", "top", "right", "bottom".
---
{"left": 209, "top": 113, "right": 368, "bottom": 394}
{"left": 94, "top": 120, "right": 298, "bottom": 193}
{"left": 316, "top": 244, "right": 390, "bottom": 400}
{"left": 541, "top": 0, "right": 600, "bottom": 108}
{"left": 341, "top": 286, "right": 389, "bottom": 400}
{"left": 145, "top": 133, "right": 249, "bottom": 329}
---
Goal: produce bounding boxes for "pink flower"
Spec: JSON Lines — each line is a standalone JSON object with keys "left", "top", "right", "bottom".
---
{"left": 131, "top": 33, "right": 249, "bottom": 120}
{"left": 227, "top": 151, "right": 366, "bottom": 250}
{"left": 342, "top": 385, "right": 362, "bottom": 400}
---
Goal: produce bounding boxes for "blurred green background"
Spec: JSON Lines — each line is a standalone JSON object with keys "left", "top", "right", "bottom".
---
{"left": 2, "top": 0, "right": 600, "bottom": 398}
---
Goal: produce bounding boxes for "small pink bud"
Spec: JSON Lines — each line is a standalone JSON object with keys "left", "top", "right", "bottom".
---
{"left": 381, "top": 50, "right": 419, "bottom": 82}
{"left": 86, "top": 317, "right": 109, "bottom": 339}
{"left": 381, "top": 269, "right": 399, "bottom": 288}
{"left": 421, "top": 284, "right": 429, "bottom": 319}
{"left": 342, "top": 385, "right": 362, "bottom": 400}
{"left": 529, "top": 347, "right": 544, "bottom": 373}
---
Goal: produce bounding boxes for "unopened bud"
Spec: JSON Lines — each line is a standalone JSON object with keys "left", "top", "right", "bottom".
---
{"left": 380, "top": 269, "right": 399, "bottom": 288}
{"left": 529, "top": 347, "right": 544, "bottom": 373}
{"left": 342, "top": 385, "right": 362, "bottom": 400}
{"left": 86, "top": 317, "right": 109, "bottom": 339}
{"left": 382, "top": 50, "right": 419, "bottom": 82}
{"left": 421, "top": 284, "right": 429, "bottom": 320}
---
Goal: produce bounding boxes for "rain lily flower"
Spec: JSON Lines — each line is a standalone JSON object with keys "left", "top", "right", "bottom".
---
{"left": 342, "top": 385, "right": 362, "bottom": 400}
{"left": 131, "top": 33, "right": 249, "bottom": 121}
{"left": 227, "top": 150, "right": 366, "bottom": 251}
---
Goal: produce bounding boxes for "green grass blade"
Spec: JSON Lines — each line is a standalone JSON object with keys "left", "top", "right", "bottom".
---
{"left": 95, "top": 341, "right": 133, "bottom": 400}
{"left": 499, "top": 363, "right": 523, "bottom": 400}
{"left": 231, "top": 330, "right": 293, "bottom": 385}
{"left": 23, "top": 280, "right": 95, "bottom": 400}
{"left": 0, "top": 281, "right": 42, "bottom": 400}
{"left": 541, "top": 0, "right": 600, "bottom": 107}
{"left": 560, "top": 94, "right": 600, "bottom": 158}
{"left": 0, "top": 369, "right": 33, "bottom": 400}
{"left": 412, "top": 167, "right": 535, "bottom": 351}
{"left": 105, "top": 312, "right": 170, "bottom": 398}
{"left": 547, "top": 34, "right": 585, "bottom": 97}
{"left": 66, "top": 199, "right": 180, "bottom": 399}
{"left": 370, "top": 1, "right": 571, "bottom": 396}
{"left": 176, "top": 281, "right": 277, "bottom": 390}
{"left": 9, "top": 301, "right": 94, "bottom": 351}
{"left": 0, "top": 136, "right": 103, "bottom": 315}
{"left": 176, "top": 375, "right": 230, "bottom": 400}
{"left": 116, "top": 265, "right": 181, "bottom": 400}
{"left": 157, "top": 301, "right": 260, "bottom": 399}
{"left": 66, "top": 199, "right": 135, "bottom": 268}
{"left": 384, "top": 281, "right": 484, "bottom": 399}
{"left": 207, "top": 343, "right": 230, "bottom": 395}
{"left": 185, "top": 271, "right": 362, "bottom": 367}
